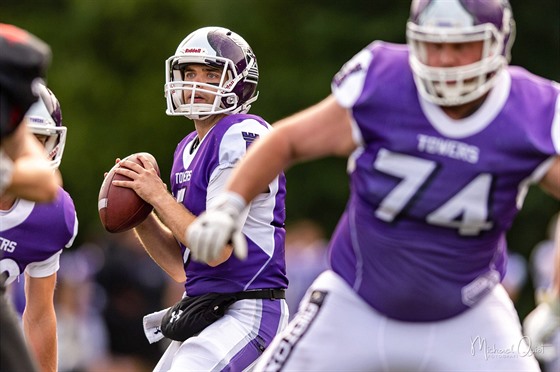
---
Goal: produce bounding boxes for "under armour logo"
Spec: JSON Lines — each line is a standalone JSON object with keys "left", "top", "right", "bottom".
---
{"left": 170, "top": 310, "right": 183, "bottom": 323}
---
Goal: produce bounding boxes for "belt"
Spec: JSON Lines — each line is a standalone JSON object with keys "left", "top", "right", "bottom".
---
{"left": 234, "top": 288, "right": 286, "bottom": 300}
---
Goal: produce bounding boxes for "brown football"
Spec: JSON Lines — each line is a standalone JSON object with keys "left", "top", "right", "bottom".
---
{"left": 98, "top": 152, "right": 160, "bottom": 233}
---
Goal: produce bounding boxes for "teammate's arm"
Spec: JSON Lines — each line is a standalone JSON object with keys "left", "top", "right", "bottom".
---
{"left": 539, "top": 156, "right": 560, "bottom": 200}
{"left": 227, "top": 95, "right": 356, "bottom": 204}
{"left": 186, "top": 95, "right": 356, "bottom": 262}
{"left": 23, "top": 273, "right": 58, "bottom": 372}
{"left": 540, "top": 156, "right": 560, "bottom": 293}
{"left": 1, "top": 123, "right": 61, "bottom": 201}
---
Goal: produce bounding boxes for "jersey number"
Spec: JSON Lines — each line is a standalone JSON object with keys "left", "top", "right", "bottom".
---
{"left": 373, "top": 148, "right": 493, "bottom": 236}
{"left": 0, "top": 258, "right": 21, "bottom": 285}
{"left": 176, "top": 188, "right": 186, "bottom": 203}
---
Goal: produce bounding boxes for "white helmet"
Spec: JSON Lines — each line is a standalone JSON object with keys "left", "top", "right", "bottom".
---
{"left": 406, "top": 0, "right": 515, "bottom": 106}
{"left": 164, "top": 26, "right": 259, "bottom": 120}
{"left": 26, "top": 83, "right": 66, "bottom": 168}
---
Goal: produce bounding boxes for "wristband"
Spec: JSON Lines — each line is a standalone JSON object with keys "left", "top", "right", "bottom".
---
{"left": 209, "top": 191, "right": 247, "bottom": 217}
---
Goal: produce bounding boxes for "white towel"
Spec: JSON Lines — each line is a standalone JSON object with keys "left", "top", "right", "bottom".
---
{"left": 143, "top": 307, "right": 169, "bottom": 344}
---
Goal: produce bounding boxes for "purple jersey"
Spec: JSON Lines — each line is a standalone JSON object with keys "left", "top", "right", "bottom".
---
{"left": 0, "top": 187, "right": 78, "bottom": 285}
{"left": 330, "top": 41, "right": 560, "bottom": 321}
{"left": 171, "top": 114, "right": 288, "bottom": 296}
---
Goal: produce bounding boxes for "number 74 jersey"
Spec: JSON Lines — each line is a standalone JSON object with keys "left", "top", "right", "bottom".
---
{"left": 330, "top": 41, "right": 560, "bottom": 322}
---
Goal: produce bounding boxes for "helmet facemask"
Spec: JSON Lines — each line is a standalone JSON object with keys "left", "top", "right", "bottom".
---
{"left": 26, "top": 100, "right": 67, "bottom": 169}
{"left": 25, "top": 83, "right": 66, "bottom": 168}
{"left": 165, "top": 55, "right": 250, "bottom": 120}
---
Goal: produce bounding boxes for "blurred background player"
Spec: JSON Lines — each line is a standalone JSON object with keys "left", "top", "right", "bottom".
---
{"left": 0, "top": 83, "right": 79, "bottom": 372}
{"left": 187, "top": 0, "right": 560, "bottom": 370}
{"left": 94, "top": 230, "right": 173, "bottom": 370}
{"left": 525, "top": 213, "right": 560, "bottom": 371}
{"left": 284, "top": 219, "right": 328, "bottom": 319}
{"left": 54, "top": 246, "right": 109, "bottom": 372}
{"left": 110, "top": 27, "right": 288, "bottom": 371}
{"left": 0, "top": 23, "right": 60, "bottom": 372}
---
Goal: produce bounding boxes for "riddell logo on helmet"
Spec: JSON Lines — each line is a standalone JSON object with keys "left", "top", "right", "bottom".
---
{"left": 183, "top": 48, "right": 203, "bottom": 53}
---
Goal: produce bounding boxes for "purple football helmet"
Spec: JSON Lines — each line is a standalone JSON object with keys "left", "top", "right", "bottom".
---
{"left": 165, "top": 27, "right": 259, "bottom": 120}
{"left": 25, "top": 83, "right": 66, "bottom": 168}
{"left": 406, "top": 0, "right": 516, "bottom": 106}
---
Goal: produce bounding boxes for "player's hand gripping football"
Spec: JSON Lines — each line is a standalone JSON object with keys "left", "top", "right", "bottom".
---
{"left": 186, "top": 192, "right": 248, "bottom": 263}
{"left": 523, "top": 290, "right": 560, "bottom": 361}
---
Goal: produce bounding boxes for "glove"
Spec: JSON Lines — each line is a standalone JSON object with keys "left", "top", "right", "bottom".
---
{"left": 523, "top": 290, "right": 560, "bottom": 361}
{"left": 186, "top": 192, "right": 248, "bottom": 264}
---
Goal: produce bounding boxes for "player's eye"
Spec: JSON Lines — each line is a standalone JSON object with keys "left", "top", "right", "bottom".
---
{"left": 207, "top": 72, "right": 221, "bottom": 80}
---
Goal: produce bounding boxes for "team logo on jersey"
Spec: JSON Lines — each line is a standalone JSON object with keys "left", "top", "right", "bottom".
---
{"left": 262, "top": 290, "right": 328, "bottom": 371}
{"left": 242, "top": 131, "right": 259, "bottom": 149}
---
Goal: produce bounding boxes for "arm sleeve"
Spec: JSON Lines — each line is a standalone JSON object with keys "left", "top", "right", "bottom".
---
{"left": 25, "top": 250, "right": 61, "bottom": 278}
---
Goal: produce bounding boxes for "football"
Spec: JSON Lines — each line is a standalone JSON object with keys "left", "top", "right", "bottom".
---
{"left": 98, "top": 152, "right": 160, "bottom": 233}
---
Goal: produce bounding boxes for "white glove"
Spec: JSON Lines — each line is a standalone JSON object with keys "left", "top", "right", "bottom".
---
{"left": 523, "top": 290, "right": 560, "bottom": 361}
{"left": 186, "top": 192, "right": 248, "bottom": 264}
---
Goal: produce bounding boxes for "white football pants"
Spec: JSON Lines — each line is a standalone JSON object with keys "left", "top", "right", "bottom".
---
{"left": 254, "top": 270, "right": 541, "bottom": 371}
{"left": 155, "top": 297, "right": 288, "bottom": 372}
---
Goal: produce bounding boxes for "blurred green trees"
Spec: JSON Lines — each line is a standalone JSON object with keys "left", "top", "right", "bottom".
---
{"left": 3, "top": 0, "right": 559, "bottom": 315}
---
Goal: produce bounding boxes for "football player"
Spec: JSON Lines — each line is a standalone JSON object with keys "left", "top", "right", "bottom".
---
{"left": 0, "top": 23, "right": 61, "bottom": 202}
{"left": 112, "top": 27, "right": 288, "bottom": 371}
{"left": 0, "top": 23, "right": 63, "bottom": 372}
{"left": 187, "top": 0, "right": 560, "bottom": 370}
{"left": 0, "top": 83, "right": 78, "bottom": 372}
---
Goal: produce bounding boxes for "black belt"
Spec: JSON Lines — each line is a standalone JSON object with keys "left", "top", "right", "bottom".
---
{"left": 234, "top": 288, "right": 285, "bottom": 300}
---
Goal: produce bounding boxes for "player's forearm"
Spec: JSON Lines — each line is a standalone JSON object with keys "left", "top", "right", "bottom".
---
{"left": 135, "top": 211, "right": 186, "bottom": 282}
{"left": 539, "top": 156, "right": 560, "bottom": 200}
{"left": 2, "top": 126, "right": 60, "bottom": 201}
{"left": 23, "top": 311, "right": 57, "bottom": 372}
{"left": 6, "top": 159, "right": 61, "bottom": 201}
{"left": 227, "top": 126, "right": 292, "bottom": 204}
